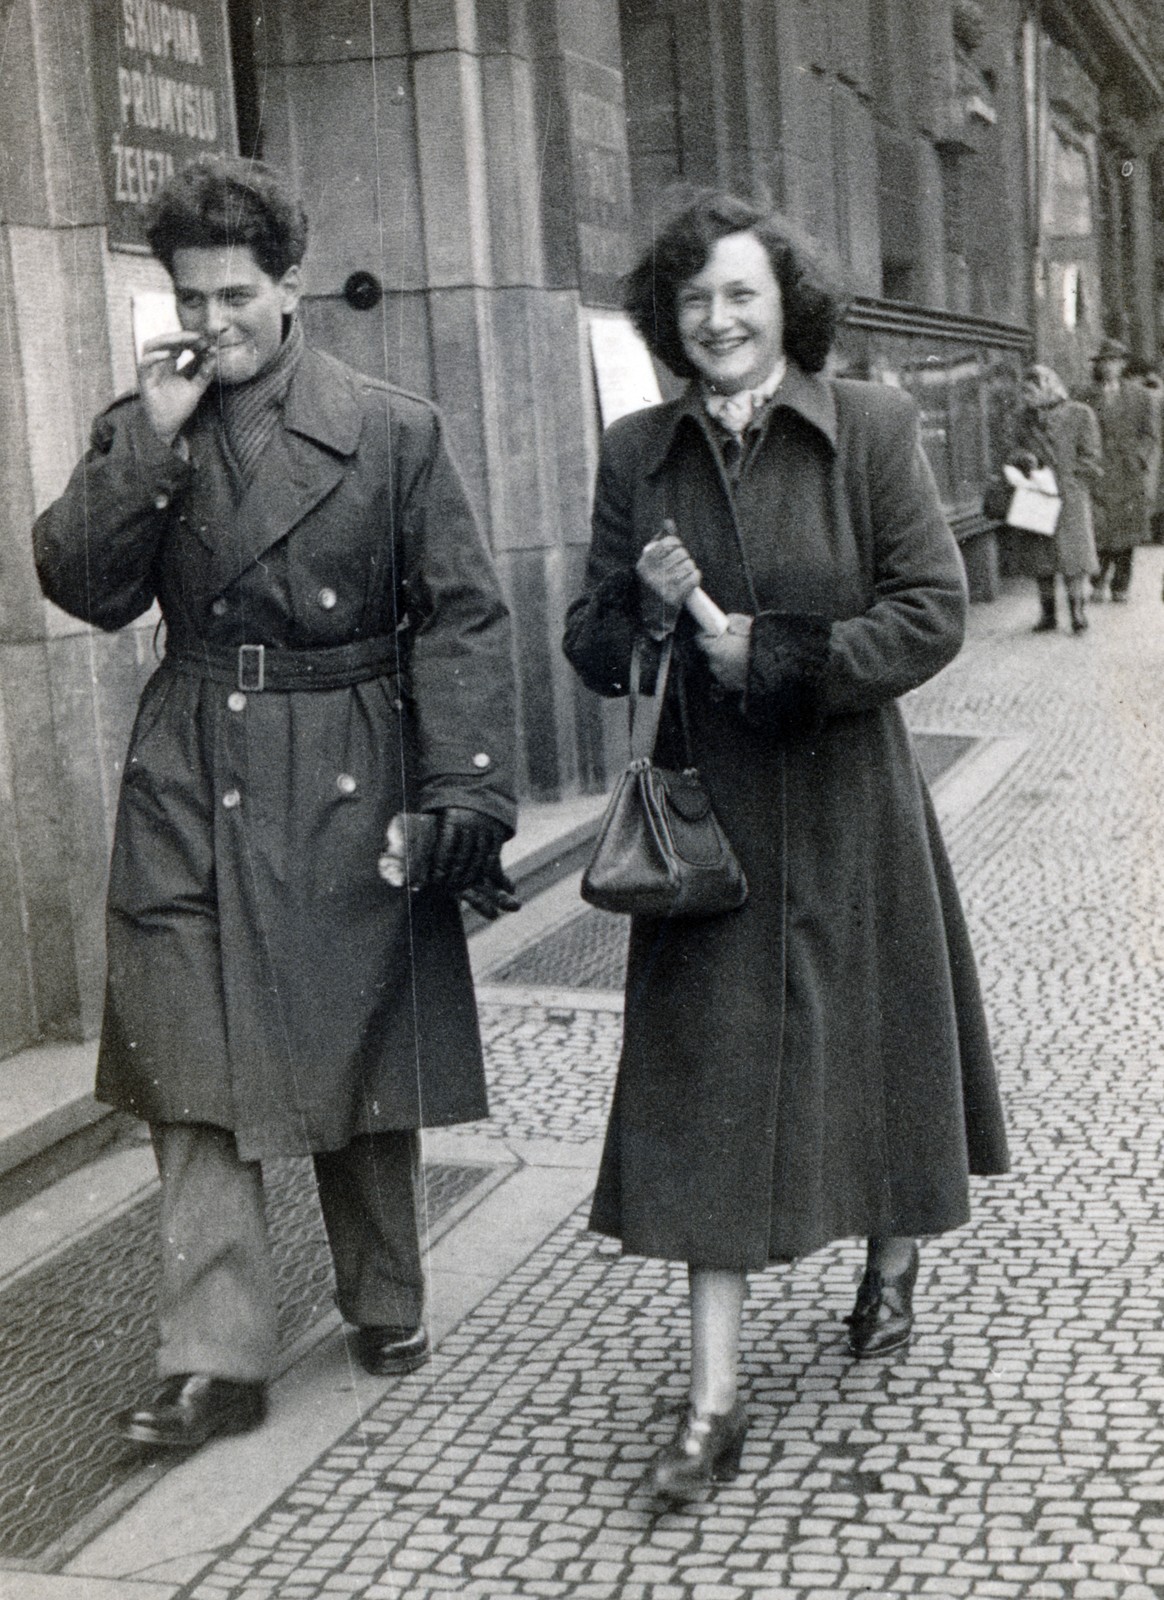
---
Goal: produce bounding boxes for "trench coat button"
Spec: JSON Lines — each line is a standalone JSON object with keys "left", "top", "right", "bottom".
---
{"left": 336, "top": 773, "right": 357, "bottom": 795}
{"left": 472, "top": 752, "right": 491, "bottom": 770}
{"left": 227, "top": 692, "right": 247, "bottom": 712}
{"left": 317, "top": 586, "right": 338, "bottom": 610}
{"left": 211, "top": 598, "right": 228, "bottom": 617}
{"left": 154, "top": 491, "right": 170, "bottom": 510}
{"left": 222, "top": 789, "right": 241, "bottom": 809}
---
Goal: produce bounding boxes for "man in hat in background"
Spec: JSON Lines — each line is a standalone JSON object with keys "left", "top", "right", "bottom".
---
{"left": 1088, "top": 336, "right": 1159, "bottom": 602}
{"left": 33, "top": 155, "right": 517, "bottom": 1450}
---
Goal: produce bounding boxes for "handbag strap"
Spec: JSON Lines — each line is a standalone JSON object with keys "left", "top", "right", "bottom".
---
{"left": 628, "top": 636, "right": 672, "bottom": 760}
{"left": 628, "top": 636, "right": 700, "bottom": 767}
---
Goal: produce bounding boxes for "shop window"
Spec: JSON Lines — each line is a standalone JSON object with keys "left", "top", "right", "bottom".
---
{"left": 876, "top": 129, "right": 922, "bottom": 304}
{"left": 1042, "top": 126, "right": 1093, "bottom": 237}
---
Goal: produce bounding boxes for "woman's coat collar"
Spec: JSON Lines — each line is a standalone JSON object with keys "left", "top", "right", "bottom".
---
{"left": 642, "top": 362, "right": 838, "bottom": 477}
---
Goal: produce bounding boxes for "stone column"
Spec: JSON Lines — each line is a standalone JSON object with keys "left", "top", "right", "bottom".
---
{"left": 0, "top": 0, "right": 161, "bottom": 1049}
{"left": 260, "top": 0, "right": 632, "bottom": 800}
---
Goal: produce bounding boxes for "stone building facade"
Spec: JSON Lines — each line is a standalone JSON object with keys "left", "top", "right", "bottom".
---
{"left": 0, "top": 0, "right": 1161, "bottom": 1056}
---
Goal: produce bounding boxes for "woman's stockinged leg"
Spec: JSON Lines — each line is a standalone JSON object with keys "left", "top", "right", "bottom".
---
{"left": 644, "top": 1264, "right": 750, "bottom": 1502}
{"left": 688, "top": 1265, "right": 747, "bottom": 1414}
{"left": 867, "top": 1235, "right": 915, "bottom": 1276}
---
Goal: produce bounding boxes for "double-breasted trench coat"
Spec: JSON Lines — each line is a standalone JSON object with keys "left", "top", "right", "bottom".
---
{"left": 1089, "top": 380, "right": 1157, "bottom": 553}
{"left": 1009, "top": 399, "right": 1102, "bottom": 579}
{"left": 564, "top": 367, "right": 1009, "bottom": 1271}
{"left": 34, "top": 345, "right": 516, "bottom": 1160}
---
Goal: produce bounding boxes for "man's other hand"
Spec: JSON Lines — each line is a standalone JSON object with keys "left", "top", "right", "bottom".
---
{"left": 428, "top": 808, "right": 511, "bottom": 894}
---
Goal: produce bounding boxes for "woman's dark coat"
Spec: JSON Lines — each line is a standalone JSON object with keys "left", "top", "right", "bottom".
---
{"left": 564, "top": 366, "right": 1009, "bottom": 1271}
{"left": 34, "top": 346, "right": 516, "bottom": 1160}
{"left": 1009, "top": 399, "right": 1101, "bottom": 579}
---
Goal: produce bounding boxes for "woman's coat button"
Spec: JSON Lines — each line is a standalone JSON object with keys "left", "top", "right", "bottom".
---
{"left": 336, "top": 773, "right": 357, "bottom": 794}
{"left": 211, "top": 598, "right": 228, "bottom": 617}
{"left": 227, "top": 692, "right": 247, "bottom": 712}
{"left": 472, "top": 751, "right": 491, "bottom": 769}
{"left": 317, "top": 587, "right": 338, "bottom": 610}
{"left": 222, "top": 789, "right": 241, "bottom": 809}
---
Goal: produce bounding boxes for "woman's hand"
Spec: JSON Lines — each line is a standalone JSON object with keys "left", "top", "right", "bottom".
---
{"left": 637, "top": 530, "right": 701, "bottom": 633}
{"left": 696, "top": 613, "right": 752, "bottom": 693}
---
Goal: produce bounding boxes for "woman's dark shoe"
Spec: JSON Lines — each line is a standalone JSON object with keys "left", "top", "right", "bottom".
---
{"left": 117, "top": 1373, "right": 267, "bottom": 1447}
{"left": 644, "top": 1400, "right": 748, "bottom": 1503}
{"left": 1032, "top": 595, "right": 1058, "bottom": 632}
{"left": 1069, "top": 597, "right": 1088, "bottom": 633}
{"left": 355, "top": 1324, "right": 430, "bottom": 1376}
{"left": 845, "top": 1243, "right": 919, "bottom": 1359}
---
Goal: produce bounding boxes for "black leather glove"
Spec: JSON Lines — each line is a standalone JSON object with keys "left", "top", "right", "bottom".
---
{"left": 428, "top": 808, "right": 511, "bottom": 894}
{"left": 460, "top": 854, "right": 522, "bottom": 920}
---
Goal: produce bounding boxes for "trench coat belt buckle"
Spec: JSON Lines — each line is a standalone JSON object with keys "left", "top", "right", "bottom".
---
{"left": 238, "top": 644, "right": 265, "bottom": 693}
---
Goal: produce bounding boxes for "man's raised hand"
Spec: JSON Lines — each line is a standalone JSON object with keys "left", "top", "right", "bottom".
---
{"left": 138, "top": 333, "right": 217, "bottom": 446}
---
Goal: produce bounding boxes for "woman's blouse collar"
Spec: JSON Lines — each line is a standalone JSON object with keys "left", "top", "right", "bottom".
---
{"left": 701, "top": 356, "right": 788, "bottom": 435}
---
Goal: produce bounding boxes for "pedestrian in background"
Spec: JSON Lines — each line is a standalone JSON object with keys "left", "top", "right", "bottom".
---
{"left": 33, "top": 157, "right": 517, "bottom": 1451}
{"left": 1089, "top": 337, "right": 1157, "bottom": 602}
{"left": 564, "top": 192, "right": 1009, "bottom": 1506}
{"left": 1006, "top": 365, "right": 1101, "bottom": 635}
{"left": 1125, "top": 356, "right": 1164, "bottom": 545}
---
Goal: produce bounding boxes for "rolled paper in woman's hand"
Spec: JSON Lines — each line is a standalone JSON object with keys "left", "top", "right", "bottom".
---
{"left": 686, "top": 587, "right": 729, "bottom": 636}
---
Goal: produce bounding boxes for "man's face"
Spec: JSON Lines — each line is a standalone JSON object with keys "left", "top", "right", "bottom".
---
{"left": 171, "top": 245, "right": 301, "bottom": 386}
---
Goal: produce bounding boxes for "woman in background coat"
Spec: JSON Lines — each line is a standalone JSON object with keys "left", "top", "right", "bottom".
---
{"left": 564, "top": 194, "right": 1009, "bottom": 1504}
{"left": 1007, "top": 365, "right": 1101, "bottom": 634}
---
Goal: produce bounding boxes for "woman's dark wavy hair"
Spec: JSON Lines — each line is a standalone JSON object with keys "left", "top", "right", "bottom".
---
{"left": 624, "top": 193, "right": 843, "bottom": 377}
{"left": 145, "top": 155, "right": 308, "bottom": 280}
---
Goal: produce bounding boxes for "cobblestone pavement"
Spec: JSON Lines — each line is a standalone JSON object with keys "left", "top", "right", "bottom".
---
{"left": 176, "top": 557, "right": 1164, "bottom": 1599}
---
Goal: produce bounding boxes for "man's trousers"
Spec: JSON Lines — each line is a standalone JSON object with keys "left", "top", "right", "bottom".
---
{"left": 152, "top": 1122, "right": 426, "bottom": 1381}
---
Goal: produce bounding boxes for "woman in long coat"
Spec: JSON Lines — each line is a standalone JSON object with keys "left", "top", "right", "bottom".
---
{"left": 1007, "top": 365, "right": 1101, "bottom": 634}
{"left": 564, "top": 194, "right": 1008, "bottom": 1503}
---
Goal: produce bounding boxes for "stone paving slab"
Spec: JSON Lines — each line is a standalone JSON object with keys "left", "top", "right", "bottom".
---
{"left": 56, "top": 557, "right": 1164, "bottom": 1598}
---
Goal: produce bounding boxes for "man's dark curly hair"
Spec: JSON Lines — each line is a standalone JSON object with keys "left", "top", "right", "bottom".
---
{"left": 145, "top": 155, "right": 308, "bottom": 280}
{"left": 623, "top": 193, "right": 843, "bottom": 378}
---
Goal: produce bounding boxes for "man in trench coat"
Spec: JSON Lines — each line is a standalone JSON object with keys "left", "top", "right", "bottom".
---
{"left": 33, "top": 157, "right": 517, "bottom": 1448}
{"left": 1089, "top": 337, "right": 1158, "bottom": 601}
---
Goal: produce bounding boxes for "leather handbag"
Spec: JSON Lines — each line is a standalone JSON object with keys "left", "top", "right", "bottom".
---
{"left": 581, "top": 638, "right": 748, "bottom": 918}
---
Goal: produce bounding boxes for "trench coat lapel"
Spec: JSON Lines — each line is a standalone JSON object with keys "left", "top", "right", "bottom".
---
{"left": 207, "top": 348, "right": 363, "bottom": 597}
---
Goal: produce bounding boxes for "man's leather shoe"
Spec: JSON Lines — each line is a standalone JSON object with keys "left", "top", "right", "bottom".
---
{"left": 117, "top": 1374, "right": 267, "bottom": 1447}
{"left": 355, "top": 1325, "right": 430, "bottom": 1376}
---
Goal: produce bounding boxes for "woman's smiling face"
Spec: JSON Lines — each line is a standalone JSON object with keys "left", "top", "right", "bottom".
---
{"left": 676, "top": 230, "right": 785, "bottom": 395}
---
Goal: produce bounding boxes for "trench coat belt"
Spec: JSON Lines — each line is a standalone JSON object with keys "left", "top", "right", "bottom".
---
{"left": 163, "top": 635, "right": 402, "bottom": 693}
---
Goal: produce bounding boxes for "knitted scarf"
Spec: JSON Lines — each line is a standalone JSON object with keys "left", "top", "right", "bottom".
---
{"left": 215, "top": 316, "right": 305, "bottom": 489}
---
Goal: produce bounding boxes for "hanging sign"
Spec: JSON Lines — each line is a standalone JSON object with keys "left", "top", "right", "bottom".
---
{"left": 92, "top": 0, "right": 237, "bottom": 250}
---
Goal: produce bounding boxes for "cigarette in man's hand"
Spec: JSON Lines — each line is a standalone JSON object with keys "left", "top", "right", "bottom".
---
{"left": 174, "top": 338, "right": 210, "bottom": 376}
